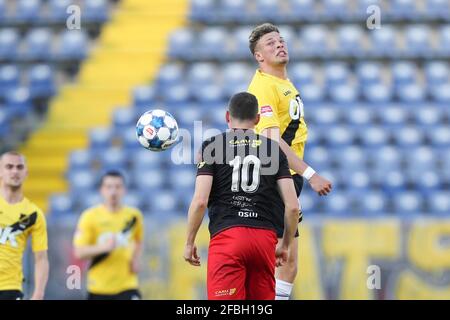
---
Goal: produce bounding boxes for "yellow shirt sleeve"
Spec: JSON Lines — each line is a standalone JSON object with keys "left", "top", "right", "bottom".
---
{"left": 134, "top": 210, "right": 144, "bottom": 242}
{"left": 73, "top": 211, "right": 95, "bottom": 247}
{"left": 31, "top": 209, "right": 48, "bottom": 252}
{"left": 248, "top": 81, "right": 280, "bottom": 131}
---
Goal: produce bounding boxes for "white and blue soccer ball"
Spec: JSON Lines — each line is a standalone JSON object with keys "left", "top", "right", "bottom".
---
{"left": 136, "top": 109, "right": 179, "bottom": 152}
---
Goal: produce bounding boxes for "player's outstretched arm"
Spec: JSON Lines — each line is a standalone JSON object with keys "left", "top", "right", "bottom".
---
{"left": 276, "top": 178, "right": 300, "bottom": 267}
{"left": 31, "top": 250, "right": 49, "bottom": 300}
{"left": 74, "top": 236, "right": 116, "bottom": 261}
{"left": 261, "top": 127, "right": 333, "bottom": 196}
{"left": 184, "top": 175, "right": 213, "bottom": 267}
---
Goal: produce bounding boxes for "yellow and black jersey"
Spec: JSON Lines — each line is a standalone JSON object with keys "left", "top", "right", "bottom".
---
{"left": 248, "top": 69, "right": 308, "bottom": 168}
{"left": 73, "top": 205, "right": 144, "bottom": 295}
{"left": 0, "top": 196, "right": 47, "bottom": 291}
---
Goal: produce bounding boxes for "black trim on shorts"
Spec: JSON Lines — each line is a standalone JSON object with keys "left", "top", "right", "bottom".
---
{"left": 0, "top": 290, "right": 23, "bottom": 300}
{"left": 275, "top": 174, "right": 304, "bottom": 238}
{"left": 87, "top": 289, "right": 141, "bottom": 300}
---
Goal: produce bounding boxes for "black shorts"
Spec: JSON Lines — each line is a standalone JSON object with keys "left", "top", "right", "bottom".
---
{"left": 0, "top": 290, "right": 23, "bottom": 300}
{"left": 275, "top": 174, "right": 304, "bottom": 239}
{"left": 87, "top": 289, "right": 141, "bottom": 300}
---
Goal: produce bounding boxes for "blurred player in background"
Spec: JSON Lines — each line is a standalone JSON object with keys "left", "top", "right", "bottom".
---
{"left": 0, "top": 151, "right": 49, "bottom": 300}
{"left": 248, "top": 23, "right": 333, "bottom": 300}
{"left": 73, "top": 170, "right": 144, "bottom": 300}
{"left": 184, "top": 92, "right": 299, "bottom": 300}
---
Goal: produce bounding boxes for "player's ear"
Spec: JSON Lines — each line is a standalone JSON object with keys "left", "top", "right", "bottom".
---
{"left": 254, "top": 114, "right": 260, "bottom": 126}
{"left": 225, "top": 110, "right": 230, "bottom": 124}
{"left": 254, "top": 51, "right": 264, "bottom": 63}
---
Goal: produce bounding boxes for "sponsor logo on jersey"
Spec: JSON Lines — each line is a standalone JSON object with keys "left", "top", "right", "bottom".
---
{"left": 260, "top": 105, "right": 273, "bottom": 117}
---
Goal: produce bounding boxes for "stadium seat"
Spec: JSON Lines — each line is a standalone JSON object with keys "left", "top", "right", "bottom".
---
{"left": 55, "top": 30, "right": 88, "bottom": 60}
{"left": 378, "top": 106, "right": 408, "bottom": 127}
{"left": 407, "top": 169, "right": 441, "bottom": 193}
{"left": 370, "top": 146, "right": 402, "bottom": 171}
{"left": 13, "top": 0, "right": 41, "bottom": 23}
{"left": 83, "top": 0, "right": 109, "bottom": 23}
{"left": 394, "top": 126, "right": 424, "bottom": 147}
{"left": 329, "top": 84, "right": 358, "bottom": 104}
{"left": 123, "top": 192, "right": 142, "bottom": 209}
{"left": 290, "top": 62, "right": 315, "bottom": 86}
{"left": 133, "top": 86, "right": 156, "bottom": 107}
{"left": 356, "top": 0, "right": 382, "bottom": 19}
{"left": 120, "top": 127, "right": 140, "bottom": 151}
{"left": 49, "top": 194, "right": 74, "bottom": 215}
{"left": 324, "top": 62, "right": 350, "bottom": 86}
{"left": 323, "top": 191, "right": 351, "bottom": 216}
{"left": 288, "top": 0, "right": 316, "bottom": 21}
{"left": 132, "top": 149, "right": 165, "bottom": 173}
{"left": 345, "top": 106, "right": 373, "bottom": 127}
{"left": 356, "top": 62, "right": 383, "bottom": 86}
{"left": 5, "top": 87, "right": 32, "bottom": 117}
{"left": 309, "top": 106, "right": 340, "bottom": 126}
{"left": 223, "top": 63, "right": 253, "bottom": 97}
{"left": 336, "top": 25, "right": 365, "bottom": 57}
{"left": 0, "top": 65, "right": 20, "bottom": 95}
{"left": 425, "top": 0, "right": 450, "bottom": 20}
{"left": 168, "top": 28, "right": 195, "bottom": 60}
{"left": 304, "top": 146, "right": 331, "bottom": 171}
{"left": 382, "top": 170, "right": 407, "bottom": 193}
{"left": 255, "top": 0, "right": 283, "bottom": 21}
{"left": 188, "top": 63, "right": 217, "bottom": 88}
{"left": 388, "top": 0, "right": 419, "bottom": 19}
{"left": 369, "top": 26, "right": 398, "bottom": 57}
{"left": 146, "top": 190, "right": 179, "bottom": 214}
{"left": 404, "top": 25, "right": 433, "bottom": 57}
{"left": 78, "top": 192, "right": 102, "bottom": 211}
{"left": 168, "top": 168, "right": 196, "bottom": 192}
{"left": 68, "top": 170, "right": 96, "bottom": 192}
{"left": 112, "top": 108, "right": 136, "bottom": 131}
{"left": 358, "top": 191, "right": 387, "bottom": 215}
{"left": 0, "top": 29, "right": 19, "bottom": 60}
{"left": 427, "top": 125, "right": 450, "bottom": 147}
{"left": 363, "top": 83, "right": 392, "bottom": 103}
{"left": 425, "top": 62, "right": 449, "bottom": 86}
{"left": 197, "top": 28, "right": 228, "bottom": 60}
{"left": 299, "top": 25, "right": 329, "bottom": 57}
{"left": 162, "top": 83, "right": 190, "bottom": 105}
{"left": 338, "top": 146, "right": 366, "bottom": 170}
{"left": 347, "top": 170, "right": 371, "bottom": 189}
{"left": 322, "top": 0, "right": 350, "bottom": 19}
{"left": 396, "top": 83, "right": 425, "bottom": 103}
{"left": 69, "top": 150, "right": 92, "bottom": 171}
{"left": 29, "top": 64, "right": 56, "bottom": 98}
{"left": 100, "top": 148, "right": 127, "bottom": 170}
{"left": 133, "top": 169, "right": 166, "bottom": 193}
{"left": 190, "top": 0, "right": 216, "bottom": 23}
{"left": 0, "top": 109, "right": 11, "bottom": 138}
{"left": 48, "top": 0, "right": 72, "bottom": 23}
{"left": 230, "top": 26, "right": 253, "bottom": 59}
{"left": 358, "top": 126, "right": 390, "bottom": 148}
{"left": 300, "top": 84, "right": 325, "bottom": 104}
{"left": 89, "top": 128, "right": 113, "bottom": 150}
{"left": 412, "top": 105, "right": 443, "bottom": 126}
{"left": 22, "top": 28, "right": 52, "bottom": 61}
{"left": 157, "top": 63, "right": 184, "bottom": 87}
{"left": 431, "top": 83, "right": 450, "bottom": 103}
{"left": 439, "top": 25, "right": 450, "bottom": 55}
{"left": 392, "top": 191, "right": 424, "bottom": 215}
{"left": 191, "top": 83, "right": 224, "bottom": 104}
{"left": 392, "top": 61, "right": 418, "bottom": 86}
{"left": 428, "top": 192, "right": 450, "bottom": 215}
{"left": 218, "top": 0, "right": 248, "bottom": 23}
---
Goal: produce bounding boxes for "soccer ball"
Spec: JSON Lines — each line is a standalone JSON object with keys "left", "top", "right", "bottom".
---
{"left": 136, "top": 109, "right": 179, "bottom": 152}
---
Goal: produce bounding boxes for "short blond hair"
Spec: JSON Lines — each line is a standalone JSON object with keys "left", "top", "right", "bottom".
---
{"left": 249, "top": 23, "right": 280, "bottom": 55}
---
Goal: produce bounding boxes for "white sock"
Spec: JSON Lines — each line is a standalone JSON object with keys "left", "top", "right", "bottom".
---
{"left": 275, "top": 279, "right": 293, "bottom": 300}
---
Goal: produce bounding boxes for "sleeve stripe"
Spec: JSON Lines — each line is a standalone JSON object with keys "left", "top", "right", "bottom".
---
{"left": 277, "top": 175, "right": 293, "bottom": 180}
{"left": 197, "top": 172, "right": 214, "bottom": 176}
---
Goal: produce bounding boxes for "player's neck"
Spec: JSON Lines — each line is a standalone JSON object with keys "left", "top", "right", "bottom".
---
{"left": 260, "top": 64, "right": 287, "bottom": 80}
{"left": 0, "top": 184, "right": 24, "bottom": 204}
{"left": 104, "top": 202, "right": 122, "bottom": 213}
{"left": 230, "top": 121, "right": 255, "bottom": 130}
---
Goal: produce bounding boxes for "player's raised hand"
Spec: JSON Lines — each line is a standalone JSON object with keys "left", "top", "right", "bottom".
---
{"left": 184, "top": 244, "right": 201, "bottom": 267}
{"left": 308, "top": 173, "right": 332, "bottom": 196}
{"left": 275, "top": 246, "right": 288, "bottom": 267}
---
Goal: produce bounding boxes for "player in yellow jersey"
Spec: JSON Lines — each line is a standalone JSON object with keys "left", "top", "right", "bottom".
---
{"left": 248, "top": 23, "right": 333, "bottom": 300}
{"left": 0, "top": 151, "right": 49, "bottom": 300}
{"left": 73, "top": 170, "right": 144, "bottom": 300}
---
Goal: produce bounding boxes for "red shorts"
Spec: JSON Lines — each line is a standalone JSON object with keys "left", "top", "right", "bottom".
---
{"left": 207, "top": 226, "right": 277, "bottom": 300}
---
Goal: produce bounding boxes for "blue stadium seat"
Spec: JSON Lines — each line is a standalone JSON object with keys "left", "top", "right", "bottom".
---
{"left": 382, "top": 170, "right": 406, "bottom": 193}
{"left": 378, "top": 106, "right": 408, "bottom": 127}
{"left": 323, "top": 191, "right": 351, "bottom": 216}
{"left": 392, "top": 61, "right": 418, "bottom": 86}
{"left": 78, "top": 192, "right": 102, "bottom": 211}
{"left": 83, "top": 0, "right": 109, "bottom": 23}
{"left": 347, "top": 170, "right": 371, "bottom": 189}
{"left": 358, "top": 126, "right": 390, "bottom": 148}
{"left": 89, "top": 127, "right": 113, "bottom": 150}
{"left": 427, "top": 125, "right": 450, "bottom": 147}
{"left": 288, "top": 0, "right": 316, "bottom": 21}
{"left": 309, "top": 106, "right": 340, "bottom": 126}
{"left": 300, "top": 84, "right": 325, "bottom": 104}
{"left": 218, "top": 0, "right": 248, "bottom": 23}
{"left": 197, "top": 28, "right": 227, "bottom": 60}
{"left": 56, "top": 30, "right": 88, "bottom": 60}
{"left": 404, "top": 25, "right": 433, "bottom": 57}
{"left": 168, "top": 168, "right": 196, "bottom": 191}
{"left": 162, "top": 83, "right": 190, "bottom": 105}
{"left": 426, "top": 0, "right": 450, "bottom": 20}
{"left": 324, "top": 126, "right": 355, "bottom": 146}
{"left": 371, "top": 146, "right": 401, "bottom": 170}
{"left": 407, "top": 169, "right": 441, "bottom": 193}
{"left": 188, "top": 63, "right": 216, "bottom": 88}
{"left": 168, "top": 28, "right": 195, "bottom": 60}
{"left": 336, "top": 25, "right": 364, "bottom": 57}
{"left": 171, "top": 104, "right": 203, "bottom": 128}
{"left": 157, "top": 63, "right": 184, "bottom": 87}
{"left": 363, "top": 83, "right": 392, "bottom": 103}
{"left": 255, "top": 0, "right": 283, "bottom": 21}
{"left": 345, "top": 106, "right": 373, "bottom": 127}
{"left": 132, "top": 149, "right": 165, "bottom": 172}
{"left": 29, "top": 64, "right": 55, "bottom": 98}
{"left": 0, "top": 0, "right": 6, "bottom": 22}
{"left": 396, "top": 83, "right": 425, "bottom": 103}
{"left": 324, "top": 62, "right": 350, "bottom": 86}
{"left": 0, "top": 65, "right": 20, "bottom": 95}
{"left": 299, "top": 191, "right": 317, "bottom": 213}
{"left": 100, "top": 148, "right": 127, "bottom": 170}
{"left": 439, "top": 25, "right": 450, "bottom": 55}
{"left": 0, "top": 109, "right": 11, "bottom": 138}
{"left": 356, "top": 0, "right": 382, "bottom": 18}
{"left": 369, "top": 26, "right": 397, "bottom": 57}
{"left": 0, "top": 29, "right": 19, "bottom": 60}
{"left": 412, "top": 105, "right": 443, "bottom": 126}
{"left": 322, "top": 0, "right": 350, "bottom": 19}
{"left": 146, "top": 190, "right": 179, "bottom": 214}
{"left": 49, "top": 194, "right": 74, "bottom": 215}
{"left": 291, "top": 62, "right": 315, "bottom": 86}
{"left": 14, "top": 0, "right": 41, "bottom": 23}
{"left": 425, "top": 62, "right": 449, "bottom": 86}
{"left": 68, "top": 170, "right": 96, "bottom": 192}
{"left": 48, "top": 0, "right": 72, "bottom": 22}
{"left": 405, "top": 146, "right": 435, "bottom": 171}
{"left": 5, "top": 87, "right": 32, "bottom": 116}
{"left": 192, "top": 83, "right": 223, "bottom": 104}
{"left": 356, "top": 62, "right": 383, "bottom": 86}
{"left": 338, "top": 146, "right": 366, "bottom": 170}
{"left": 133, "top": 169, "right": 166, "bottom": 192}
{"left": 123, "top": 192, "right": 142, "bottom": 209}
{"left": 120, "top": 127, "right": 140, "bottom": 151}
{"left": 358, "top": 191, "right": 387, "bottom": 215}
{"left": 394, "top": 126, "right": 424, "bottom": 147}
{"left": 431, "top": 83, "right": 450, "bottom": 103}
{"left": 388, "top": 0, "right": 419, "bottom": 19}
{"left": 208, "top": 105, "right": 227, "bottom": 127}
{"left": 428, "top": 192, "right": 450, "bottom": 215}
{"left": 133, "top": 86, "right": 156, "bottom": 107}
{"left": 190, "top": 0, "right": 216, "bottom": 23}
{"left": 304, "top": 146, "right": 330, "bottom": 171}
{"left": 230, "top": 26, "right": 253, "bottom": 59}
{"left": 329, "top": 84, "right": 358, "bottom": 104}
{"left": 223, "top": 63, "right": 252, "bottom": 97}
{"left": 22, "top": 28, "right": 52, "bottom": 61}
{"left": 299, "top": 25, "right": 329, "bottom": 57}
{"left": 69, "top": 150, "right": 92, "bottom": 171}
{"left": 393, "top": 191, "right": 424, "bottom": 215}
{"left": 113, "top": 108, "right": 136, "bottom": 131}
